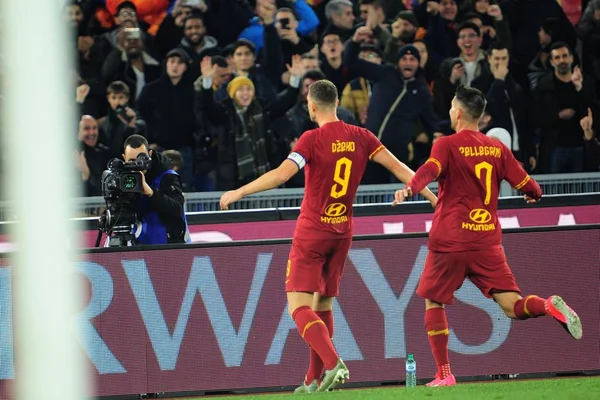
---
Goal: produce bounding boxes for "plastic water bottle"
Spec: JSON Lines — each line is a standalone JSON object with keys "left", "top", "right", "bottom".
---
{"left": 405, "top": 354, "right": 417, "bottom": 387}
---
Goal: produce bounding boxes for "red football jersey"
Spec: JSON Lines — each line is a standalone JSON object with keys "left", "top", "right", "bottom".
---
{"left": 407, "top": 130, "right": 542, "bottom": 252}
{"left": 288, "top": 121, "right": 384, "bottom": 239}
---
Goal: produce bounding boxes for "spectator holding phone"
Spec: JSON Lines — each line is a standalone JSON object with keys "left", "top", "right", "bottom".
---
{"left": 276, "top": 7, "right": 315, "bottom": 84}
{"left": 239, "top": 0, "right": 319, "bottom": 54}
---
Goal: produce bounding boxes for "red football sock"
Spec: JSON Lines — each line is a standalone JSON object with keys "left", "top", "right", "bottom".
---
{"left": 305, "top": 310, "right": 334, "bottom": 384}
{"left": 425, "top": 308, "right": 451, "bottom": 379}
{"left": 293, "top": 306, "right": 338, "bottom": 371}
{"left": 513, "top": 295, "right": 547, "bottom": 320}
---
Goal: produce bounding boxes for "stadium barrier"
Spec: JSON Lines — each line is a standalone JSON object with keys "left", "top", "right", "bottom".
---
{"left": 0, "top": 193, "right": 598, "bottom": 251}
{"left": 0, "top": 225, "right": 598, "bottom": 398}
{"left": 0, "top": 172, "right": 598, "bottom": 221}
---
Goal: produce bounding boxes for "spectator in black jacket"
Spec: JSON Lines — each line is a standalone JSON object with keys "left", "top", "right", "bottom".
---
{"left": 95, "top": 1, "right": 158, "bottom": 61}
{"left": 154, "top": 2, "right": 194, "bottom": 57}
{"left": 433, "top": 22, "right": 493, "bottom": 118}
{"left": 203, "top": 0, "right": 255, "bottom": 47}
{"left": 502, "top": 0, "right": 576, "bottom": 80}
{"left": 320, "top": 30, "right": 349, "bottom": 97}
{"left": 323, "top": 0, "right": 356, "bottom": 42}
{"left": 576, "top": 0, "right": 600, "bottom": 95}
{"left": 417, "top": 0, "right": 460, "bottom": 63}
{"left": 101, "top": 27, "right": 161, "bottom": 106}
{"left": 532, "top": 42, "right": 598, "bottom": 173}
{"left": 581, "top": 107, "right": 600, "bottom": 171}
{"left": 276, "top": 7, "right": 315, "bottom": 84}
{"left": 178, "top": 12, "right": 222, "bottom": 80}
{"left": 195, "top": 55, "right": 303, "bottom": 190}
{"left": 75, "top": 115, "right": 111, "bottom": 197}
{"left": 485, "top": 42, "right": 537, "bottom": 172}
{"left": 67, "top": 1, "right": 106, "bottom": 119}
{"left": 345, "top": 27, "right": 441, "bottom": 182}
{"left": 137, "top": 48, "right": 197, "bottom": 191}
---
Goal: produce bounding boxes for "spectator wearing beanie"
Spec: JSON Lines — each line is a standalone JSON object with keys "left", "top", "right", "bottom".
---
{"left": 194, "top": 56, "right": 305, "bottom": 190}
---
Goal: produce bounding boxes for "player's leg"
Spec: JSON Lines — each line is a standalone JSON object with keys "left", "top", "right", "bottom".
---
{"left": 416, "top": 251, "right": 466, "bottom": 387}
{"left": 286, "top": 239, "right": 341, "bottom": 392}
{"left": 315, "top": 238, "right": 352, "bottom": 392}
{"left": 287, "top": 291, "right": 340, "bottom": 385}
{"left": 470, "top": 248, "right": 582, "bottom": 340}
{"left": 494, "top": 291, "right": 582, "bottom": 339}
{"left": 298, "top": 293, "right": 336, "bottom": 392}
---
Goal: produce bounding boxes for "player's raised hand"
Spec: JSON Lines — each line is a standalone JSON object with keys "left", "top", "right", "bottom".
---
{"left": 220, "top": 189, "right": 243, "bottom": 210}
{"left": 392, "top": 187, "right": 413, "bottom": 206}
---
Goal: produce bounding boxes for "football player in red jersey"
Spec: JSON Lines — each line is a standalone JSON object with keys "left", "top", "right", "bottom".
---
{"left": 393, "top": 85, "right": 582, "bottom": 387}
{"left": 220, "top": 79, "right": 437, "bottom": 392}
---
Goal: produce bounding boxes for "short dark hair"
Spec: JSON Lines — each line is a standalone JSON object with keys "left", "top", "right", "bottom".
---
{"left": 276, "top": 7, "right": 298, "bottom": 18}
{"left": 463, "top": 12, "right": 482, "bottom": 24}
{"left": 222, "top": 43, "right": 236, "bottom": 57}
{"left": 183, "top": 11, "right": 205, "bottom": 27}
{"left": 301, "top": 53, "right": 318, "bottom": 60}
{"left": 64, "top": 1, "right": 82, "bottom": 10}
{"left": 549, "top": 41, "right": 571, "bottom": 55}
{"left": 107, "top": 81, "right": 130, "bottom": 96}
{"left": 117, "top": 1, "right": 136, "bottom": 15}
{"left": 303, "top": 70, "right": 327, "bottom": 82}
{"left": 211, "top": 55, "right": 229, "bottom": 68}
{"left": 123, "top": 134, "right": 149, "bottom": 151}
{"left": 162, "top": 150, "right": 183, "bottom": 169}
{"left": 308, "top": 80, "right": 338, "bottom": 109}
{"left": 457, "top": 21, "right": 481, "bottom": 37}
{"left": 232, "top": 39, "right": 256, "bottom": 55}
{"left": 359, "top": 44, "right": 382, "bottom": 59}
{"left": 489, "top": 41, "right": 509, "bottom": 53}
{"left": 360, "top": 0, "right": 382, "bottom": 7}
{"left": 455, "top": 85, "right": 486, "bottom": 120}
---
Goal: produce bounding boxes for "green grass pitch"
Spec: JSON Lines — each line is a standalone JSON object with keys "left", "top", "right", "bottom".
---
{"left": 181, "top": 377, "right": 600, "bottom": 400}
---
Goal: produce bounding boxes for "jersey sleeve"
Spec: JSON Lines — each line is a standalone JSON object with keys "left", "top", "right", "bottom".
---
{"left": 407, "top": 137, "right": 449, "bottom": 192}
{"left": 427, "top": 137, "right": 449, "bottom": 178}
{"left": 287, "top": 131, "right": 313, "bottom": 170}
{"left": 502, "top": 145, "right": 543, "bottom": 200}
{"left": 364, "top": 129, "right": 385, "bottom": 160}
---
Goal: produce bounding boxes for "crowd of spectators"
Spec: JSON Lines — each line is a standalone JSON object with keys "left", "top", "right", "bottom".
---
{"left": 67, "top": 0, "right": 600, "bottom": 196}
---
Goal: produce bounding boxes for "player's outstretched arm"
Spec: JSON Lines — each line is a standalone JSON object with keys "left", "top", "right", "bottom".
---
{"left": 371, "top": 148, "right": 438, "bottom": 206}
{"left": 219, "top": 160, "right": 299, "bottom": 210}
{"left": 503, "top": 147, "right": 543, "bottom": 203}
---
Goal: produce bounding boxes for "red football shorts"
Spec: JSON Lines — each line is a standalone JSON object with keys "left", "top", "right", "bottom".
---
{"left": 416, "top": 246, "right": 521, "bottom": 305}
{"left": 285, "top": 237, "right": 352, "bottom": 297}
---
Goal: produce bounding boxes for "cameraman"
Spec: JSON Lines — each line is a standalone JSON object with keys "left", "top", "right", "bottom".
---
{"left": 123, "top": 134, "right": 190, "bottom": 245}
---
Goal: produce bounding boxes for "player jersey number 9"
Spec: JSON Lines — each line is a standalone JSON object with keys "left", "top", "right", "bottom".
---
{"left": 330, "top": 157, "right": 353, "bottom": 199}
{"left": 475, "top": 161, "right": 493, "bottom": 205}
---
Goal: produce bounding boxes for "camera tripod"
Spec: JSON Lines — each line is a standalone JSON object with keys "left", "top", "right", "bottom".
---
{"left": 96, "top": 208, "right": 138, "bottom": 247}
